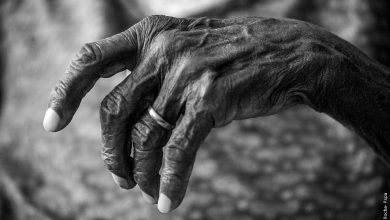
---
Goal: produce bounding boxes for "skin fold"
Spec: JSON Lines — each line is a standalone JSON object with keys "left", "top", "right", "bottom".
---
{"left": 43, "top": 15, "right": 390, "bottom": 213}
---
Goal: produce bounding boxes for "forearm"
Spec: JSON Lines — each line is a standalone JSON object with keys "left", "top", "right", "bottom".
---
{"left": 311, "top": 45, "right": 390, "bottom": 165}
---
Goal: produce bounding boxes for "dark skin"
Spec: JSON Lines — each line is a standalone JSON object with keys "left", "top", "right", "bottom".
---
{"left": 43, "top": 15, "right": 390, "bottom": 213}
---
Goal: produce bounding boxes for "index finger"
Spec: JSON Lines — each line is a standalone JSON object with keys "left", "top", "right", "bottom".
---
{"left": 43, "top": 25, "right": 140, "bottom": 132}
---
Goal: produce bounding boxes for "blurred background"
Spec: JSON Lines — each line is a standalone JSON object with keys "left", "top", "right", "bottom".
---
{"left": 0, "top": 0, "right": 389, "bottom": 219}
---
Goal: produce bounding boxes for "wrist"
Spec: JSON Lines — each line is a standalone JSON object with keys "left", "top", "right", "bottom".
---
{"left": 311, "top": 52, "right": 390, "bottom": 164}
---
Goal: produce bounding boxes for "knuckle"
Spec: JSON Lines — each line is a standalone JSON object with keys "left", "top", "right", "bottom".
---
{"left": 74, "top": 42, "right": 102, "bottom": 66}
{"left": 50, "top": 80, "right": 68, "bottom": 104}
{"left": 194, "top": 104, "right": 212, "bottom": 119}
{"left": 131, "top": 124, "right": 151, "bottom": 149}
{"left": 166, "top": 144, "right": 195, "bottom": 166}
{"left": 196, "top": 99, "right": 221, "bottom": 128}
{"left": 131, "top": 114, "right": 170, "bottom": 150}
{"left": 145, "top": 15, "right": 168, "bottom": 24}
{"left": 99, "top": 89, "right": 129, "bottom": 121}
{"left": 140, "top": 14, "right": 182, "bottom": 43}
{"left": 100, "top": 151, "right": 120, "bottom": 172}
{"left": 161, "top": 166, "right": 189, "bottom": 186}
{"left": 188, "top": 100, "right": 215, "bottom": 128}
{"left": 133, "top": 149, "right": 161, "bottom": 163}
{"left": 187, "top": 95, "right": 212, "bottom": 116}
{"left": 185, "top": 72, "right": 220, "bottom": 124}
{"left": 131, "top": 123, "right": 147, "bottom": 145}
{"left": 150, "top": 30, "right": 177, "bottom": 53}
{"left": 187, "top": 70, "right": 216, "bottom": 99}
{"left": 136, "top": 15, "right": 170, "bottom": 37}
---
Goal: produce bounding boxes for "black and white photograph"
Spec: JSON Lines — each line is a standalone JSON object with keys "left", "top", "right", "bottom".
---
{"left": 0, "top": 0, "right": 390, "bottom": 219}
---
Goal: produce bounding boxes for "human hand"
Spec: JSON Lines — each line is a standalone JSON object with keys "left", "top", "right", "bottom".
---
{"left": 43, "top": 15, "right": 357, "bottom": 213}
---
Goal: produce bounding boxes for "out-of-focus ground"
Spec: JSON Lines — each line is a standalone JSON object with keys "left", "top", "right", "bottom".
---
{"left": 0, "top": 0, "right": 389, "bottom": 219}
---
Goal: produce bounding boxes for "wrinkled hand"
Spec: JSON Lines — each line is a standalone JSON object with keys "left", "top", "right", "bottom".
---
{"left": 44, "top": 15, "right": 344, "bottom": 212}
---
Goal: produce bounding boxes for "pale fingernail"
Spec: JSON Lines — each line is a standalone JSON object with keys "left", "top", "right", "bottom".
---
{"left": 43, "top": 108, "right": 60, "bottom": 132}
{"left": 111, "top": 174, "right": 130, "bottom": 189}
{"left": 142, "top": 191, "right": 156, "bottom": 204}
{"left": 157, "top": 193, "right": 172, "bottom": 213}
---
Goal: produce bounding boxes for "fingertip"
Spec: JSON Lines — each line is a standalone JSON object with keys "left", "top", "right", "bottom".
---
{"left": 111, "top": 173, "right": 131, "bottom": 190}
{"left": 157, "top": 193, "right": 172, "bottom": 213}
{"left": 125, "top": 70, "right": 131, "bottom": 77}
{"left": 43, "top": 108, "right": 61, "bottom": 132}
{"left": 142, "top": 191, "right": 157, "bottom": 204}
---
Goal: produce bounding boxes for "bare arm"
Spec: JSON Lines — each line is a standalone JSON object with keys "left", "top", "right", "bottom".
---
{"left": 310, "top": 44, "right": 390, "bottom": 166}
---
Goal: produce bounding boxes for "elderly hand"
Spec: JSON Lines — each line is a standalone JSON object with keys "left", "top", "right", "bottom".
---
{"left": 44, "top": 15, "right": 385, "bottom": 213}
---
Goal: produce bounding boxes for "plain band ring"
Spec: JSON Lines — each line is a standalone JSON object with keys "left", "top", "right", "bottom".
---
{"left": 147, "top": 106, "right": 174, "bottom": 130}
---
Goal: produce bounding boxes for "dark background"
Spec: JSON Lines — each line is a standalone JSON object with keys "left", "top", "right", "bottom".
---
{"left": 0, "top": 0, "right": 389, "bottom": 219}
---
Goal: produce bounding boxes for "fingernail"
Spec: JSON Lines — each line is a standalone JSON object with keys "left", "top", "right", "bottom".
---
{"left": 43, "top": 108, "right": 60, "bottom": 132}
{"left": 157, "top": 193, "right": 172, "bottom": 213}
{"left": 111, "top": 174, "right": 130, "bottom": 189}
{"left": 142, "top": 191, "right": 156, "bottom": 204}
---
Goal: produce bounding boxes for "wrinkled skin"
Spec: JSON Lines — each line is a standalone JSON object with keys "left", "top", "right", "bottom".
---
{"left": 44, "top": 15, "right": 390, "bottom": 213}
